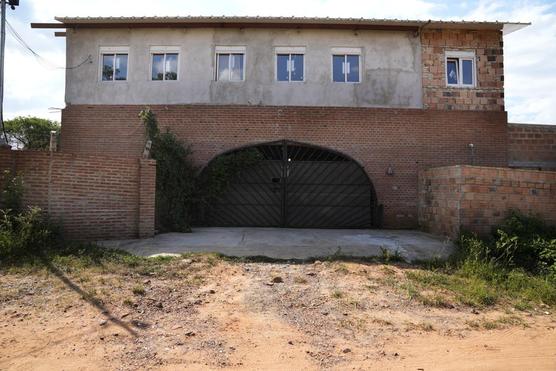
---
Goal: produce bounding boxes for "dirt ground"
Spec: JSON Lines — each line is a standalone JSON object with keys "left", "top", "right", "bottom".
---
{"left": 1, "top": 256, "right": 555, "bottom": 370}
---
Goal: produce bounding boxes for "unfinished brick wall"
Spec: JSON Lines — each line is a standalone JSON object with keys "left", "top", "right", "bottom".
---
{"left": 61, "top": 104, "right": 508, "bottom": 229}
{"left": 0, "top": 147, "right": 156, "bottom": 240}
{"left": 419, "top": 165, "right": 556, "bottom": 238}
{"left": 422, "top": 29, "right": 504, "bottom": 111}
{"left": 508, "top": 123, "right": 556, "bottom": 170}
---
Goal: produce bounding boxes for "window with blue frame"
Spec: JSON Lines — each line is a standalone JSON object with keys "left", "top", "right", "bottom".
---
{"left": 332, "top": 54, "right": 360, "bottom": 83}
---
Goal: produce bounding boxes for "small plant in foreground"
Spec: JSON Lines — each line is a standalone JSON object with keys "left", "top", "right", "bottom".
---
{"left": 132, "top": 285, "right": 146, "bottom": 296}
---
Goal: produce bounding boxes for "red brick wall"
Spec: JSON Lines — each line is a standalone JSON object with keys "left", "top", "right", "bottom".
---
{"left": 422, "top": 29, "right": 504, "bottom": 111}
{"left": 61, "top": 104, "right": 508, "bottom": 228}
{"left": 0, "top": 147, "right": 156, "bottom": 240}
{"left": 508, "top": 123, "right": 556, "bottom": 170}
{"left": 419, "top": 165, "right": 556, "bottom": 238}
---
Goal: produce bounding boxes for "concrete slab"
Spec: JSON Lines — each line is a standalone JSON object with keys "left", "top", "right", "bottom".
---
{"left": 101, "top": 228, "right": 454, "bottom": 262}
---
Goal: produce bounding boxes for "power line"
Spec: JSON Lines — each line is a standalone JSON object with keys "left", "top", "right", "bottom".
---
{"left": 6, "top": 20, "right": 91, "bottom": 70}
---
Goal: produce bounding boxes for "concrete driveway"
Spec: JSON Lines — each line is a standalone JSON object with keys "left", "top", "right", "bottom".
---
{"left": 101, "top": 228, "right": 454, "bottom": 262}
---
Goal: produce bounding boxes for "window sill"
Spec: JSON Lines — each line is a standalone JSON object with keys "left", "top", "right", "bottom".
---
{"left": 446, "top": 84, "right": 476, "bottom": 89}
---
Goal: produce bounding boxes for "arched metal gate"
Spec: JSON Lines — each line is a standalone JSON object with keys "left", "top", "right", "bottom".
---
{"left": 203, "top": 140, "right": 379, "bottom": 228}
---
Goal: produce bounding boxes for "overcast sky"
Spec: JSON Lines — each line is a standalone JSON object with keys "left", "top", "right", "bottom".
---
{"left": 3, "top": 0, "right": 556, "bottom": 124}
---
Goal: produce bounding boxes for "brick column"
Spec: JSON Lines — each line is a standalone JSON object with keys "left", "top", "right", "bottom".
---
{"left": 138, "top": 158, "right": 156, "bottom": 238}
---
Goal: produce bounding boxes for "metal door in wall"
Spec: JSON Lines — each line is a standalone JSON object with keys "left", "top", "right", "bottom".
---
{"left": 205, "top": 140, "right": 375, "bottom": 228}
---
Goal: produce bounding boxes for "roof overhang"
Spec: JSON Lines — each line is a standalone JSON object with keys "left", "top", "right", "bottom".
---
{"left": 31, "top": 16, "right": 530, "bottom": 36}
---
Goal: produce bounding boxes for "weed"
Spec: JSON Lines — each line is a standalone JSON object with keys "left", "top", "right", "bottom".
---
{"left": 132, "top": 285, "right": 146, "bottom": 296}
{"left": 331, "top": 289, "right": 344, "bottom": 299}
{"left": 466, "top": 315, "right": 526, "bottom": 330}
{"left": 294, "top": 276, "right": 308, "bottom": 284}
{"left": 335, "top": 263, "right": 350, "bottom": 274}
{"left": 406, "top": 322, "right": 434, "bottom": 332}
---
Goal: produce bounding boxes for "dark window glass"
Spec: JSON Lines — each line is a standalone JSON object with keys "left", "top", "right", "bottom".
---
{"left": 333, "top": 55, "right": 344, "bottom": 82}
{"left": 277, "top": 54, "right": 289, "bottom": 81}
{"left": 165, "top": 53, "right": 178, "bottom": 80}
{"left": 152, "top": 54, "right": 164, "bottom": 80}
{"left": 462, "top": 59, "right": 473, "bottom": 85}
{"left": 114, "top": 54, "right": 128, "bottom": 81}
{"left": 346, "top": 55, "right": 359, "bottom": 82}
{"left": 447, "top": 59, "right": 458, "bottom": 85}
{"left": 102, "top": 54, "right": 114, "bottom": 81}
{"left": 291, "top": 54, "right": 304, "bottom": 81}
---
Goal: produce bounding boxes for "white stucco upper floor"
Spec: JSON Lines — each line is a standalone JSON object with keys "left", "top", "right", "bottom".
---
{"left": 64, "top": 27, "right": 422, "bottom": 108}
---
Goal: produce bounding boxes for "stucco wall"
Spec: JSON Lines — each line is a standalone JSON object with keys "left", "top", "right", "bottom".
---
{"left": 65, "top": 27, "right": 422, "bottom": 108}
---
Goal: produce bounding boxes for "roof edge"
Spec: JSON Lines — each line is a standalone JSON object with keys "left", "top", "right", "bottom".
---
{"left": 28, "top": 16, "right": 529, "bottom": 34}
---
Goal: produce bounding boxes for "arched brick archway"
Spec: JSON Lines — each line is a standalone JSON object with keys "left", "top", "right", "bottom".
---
{"left": 198, "top": 140, "right": 381, "bottom": 228}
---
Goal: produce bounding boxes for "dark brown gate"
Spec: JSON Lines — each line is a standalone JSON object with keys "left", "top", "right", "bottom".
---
{"left": 204, "top": 140, "right": 378, "bottom": 228}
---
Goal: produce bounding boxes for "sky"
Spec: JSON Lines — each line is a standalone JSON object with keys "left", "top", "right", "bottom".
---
{"left": 3, "top": 0, "right": 556, "bottom": 124}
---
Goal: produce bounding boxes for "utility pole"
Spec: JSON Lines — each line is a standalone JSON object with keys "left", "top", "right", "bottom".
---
{"left": 0, "top": 0, "right": 19, "bottom": 146}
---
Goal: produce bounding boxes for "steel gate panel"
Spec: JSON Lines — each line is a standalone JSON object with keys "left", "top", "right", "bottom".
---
{"left": 204, "top": 141, "right": 376, "bottom": 228}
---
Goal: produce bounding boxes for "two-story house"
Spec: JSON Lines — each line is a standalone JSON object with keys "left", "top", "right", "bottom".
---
{"left": 32, "top": 16, "right": 528, "bottom": 230}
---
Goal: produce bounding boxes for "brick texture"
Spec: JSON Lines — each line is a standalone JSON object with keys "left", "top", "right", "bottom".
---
{"left": 508, "top": 123, "right": 556, "bottom": 170}
{"left": 61, "top": 104, "right": 508, "bottom": 228}
{"left": 0, "top": 147, "right": 156, "bottom": 240}
{"left": 422, "top": 29, "right": 504, "bottom": 111}
{"left": 419, "top": 165, "right": 556, "bottom": 238}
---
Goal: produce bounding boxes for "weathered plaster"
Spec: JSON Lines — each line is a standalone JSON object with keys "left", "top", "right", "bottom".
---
{"left": 65, "top": 27, "right": 423, "bottom": 108}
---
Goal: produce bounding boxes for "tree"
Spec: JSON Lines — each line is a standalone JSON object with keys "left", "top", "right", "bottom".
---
{"left": 4, "top": 116, "right": 60, "bottom": 150}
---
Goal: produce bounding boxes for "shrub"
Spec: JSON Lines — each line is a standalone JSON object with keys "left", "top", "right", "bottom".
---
{"left": 140, "top": 108, "right": 198, "bottom": 232}
{"left": 0, "top": 171, "right": 61, "bottom": 261}
{"left": 0, "top": 207, "right": 61, "bottom": 260}
{"left": 1, "top": 170, "right": 24, "bottom": 214}
{"left": 407, "top": 213, "right": 556, "bottom": 309}
{"left": 139, "top": 108, "right": 263, "bottom": 232}
{"left": 458, "top": 211, "right": 556, "bottom": 277}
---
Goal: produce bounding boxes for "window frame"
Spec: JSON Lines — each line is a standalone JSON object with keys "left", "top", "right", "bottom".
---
{"left": 445, "top": 51, "right": 476, "bottom": 88}
{"left": 150, "top": 46, "right": 180, "bottom": 82}
{"left": 274, "top": 46, "right": 306, "bottom": 83}
{"left": 331, "top": 47, "right": 362, "bottom": 84}
{"left": 214, "top": 46, "right": 246, "bottom": 82}
{"left": 99, "top": 46, "right": 130, "bottom": 82}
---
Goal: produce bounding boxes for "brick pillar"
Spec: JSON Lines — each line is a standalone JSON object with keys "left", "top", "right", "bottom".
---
{"left": 138, "top": 158, "right": 156, "bottom": 238}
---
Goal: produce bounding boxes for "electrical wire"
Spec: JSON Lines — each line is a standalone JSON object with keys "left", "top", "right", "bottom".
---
{"left": 6, "top": 20, "right": 91, "bottom": 70}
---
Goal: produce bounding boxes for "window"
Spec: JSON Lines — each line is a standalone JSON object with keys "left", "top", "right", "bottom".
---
{"left": 275, "top": 47, "right": 305, "bottom": 82}
{"left": 215, "top": 46, "right": 245, "bottom": 81}
{"left": 332, "top": 48, "right": 361, "bottom": 83}
{"left": 100, "top": 47, "right": 129, "bottom": 81}
{"left": 445, "top": 51, "right": 476, "bottom": 87}
{"left": 150, "top": 47, "right": 179, "bottom": 81}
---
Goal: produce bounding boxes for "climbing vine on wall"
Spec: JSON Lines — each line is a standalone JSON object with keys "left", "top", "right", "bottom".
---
{"left": 139, "top": 108, "right": 262, "bottom": 232}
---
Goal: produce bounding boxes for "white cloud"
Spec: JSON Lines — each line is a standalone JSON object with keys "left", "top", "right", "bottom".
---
{"left": 3, "top": 0, "right": 555, "bottom": 124}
